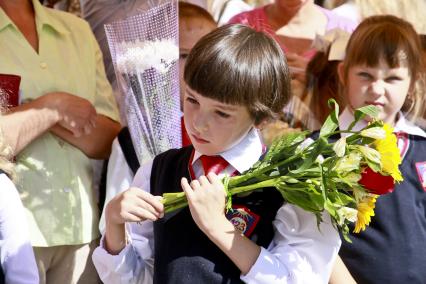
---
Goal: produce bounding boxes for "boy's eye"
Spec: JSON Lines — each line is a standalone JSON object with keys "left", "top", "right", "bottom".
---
{"left": 180, "top": 53, "right": 189, "bottom": 60}
{"left": 215, "top": 110, "right": 231, "bottom": 118}
{"left": 186, "top": 97, "right": 198, "bottom": 104}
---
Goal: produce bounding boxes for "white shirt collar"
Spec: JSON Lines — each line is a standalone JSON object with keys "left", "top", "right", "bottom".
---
{"left": 339, "top": 107, "right": 426, "bottom": 138}
{"left": 192, "top": 128, "right": 263, "bottom": 174}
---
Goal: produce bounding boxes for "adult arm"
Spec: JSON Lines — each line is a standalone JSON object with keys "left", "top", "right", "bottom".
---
{"left": 50, "top": 114, "right": 121, "bottom": 159}
{"left": 0, "top": 92, "right": 96, "bottom": 155}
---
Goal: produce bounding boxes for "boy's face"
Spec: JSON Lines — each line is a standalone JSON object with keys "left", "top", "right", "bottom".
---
{"left": 183, "top": 87, "right": 255, "bottom": 155}
{"left": 179, "top": 18, "right": 216, "bottom": 108}
{"left": 341, "top": 59, "right": 411, "bottom": 125}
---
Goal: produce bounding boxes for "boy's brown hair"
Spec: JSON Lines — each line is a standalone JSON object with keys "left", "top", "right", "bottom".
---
{"left": 341, "top": 15, "right": 425, "bottom": 119}
{"left": 184, "top": 24, "right": 291, "bottom": 124}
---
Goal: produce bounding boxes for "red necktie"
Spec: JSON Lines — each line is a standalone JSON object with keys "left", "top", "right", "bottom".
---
{"left": 199, "top": 155, "right": 229, "bottom": 175}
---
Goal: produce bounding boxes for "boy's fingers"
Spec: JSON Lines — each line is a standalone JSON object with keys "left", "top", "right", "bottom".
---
{"left": 207, "top": 173, "right": 219, "bottom": 184}
{"left": 198, "top": 175, "right": 210, "bottom": 186}
{"left": 129, "top": 207, "right": 159, "bottom": 222}
{"left": 181, "top": 177, "right": 194, "bottom": 198}
{"left": 190, "top": 179, "right": 201, "bottom": 190}
{"left": 120, "top": 212, "right": 143, "bottom": 223}
{"left": 134, "top": 189, "right": 164, "bottom": 212}
{"left": 133, "top": 198, "right": 161, "bottom": 218}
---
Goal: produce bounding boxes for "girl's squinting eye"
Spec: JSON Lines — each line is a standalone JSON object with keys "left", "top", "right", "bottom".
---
{"left": 215, "top": 110, "right": 231, "bottom": 118}
{"left": 357, "top": 72, "right": 373, "bottom": 80}
{"left": 386, "top": 75, "right": 402, "bottom": 82}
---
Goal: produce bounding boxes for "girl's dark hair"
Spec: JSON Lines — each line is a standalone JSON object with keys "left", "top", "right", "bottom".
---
{"left": 184, "top": 24, "right": 291, "bottom": 124}
{"left": 306, "top": 48, "right": 343, "bottom": 124}
{"left": 342, "top": 15, "right": 425, "bottom": 119}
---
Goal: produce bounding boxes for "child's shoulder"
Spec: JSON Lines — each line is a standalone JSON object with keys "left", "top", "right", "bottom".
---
{"left": 154, "top": 146, "right": 193, "bottom": 162}
{"left": 152, "top": 146, "right": 194, "bottom": 174}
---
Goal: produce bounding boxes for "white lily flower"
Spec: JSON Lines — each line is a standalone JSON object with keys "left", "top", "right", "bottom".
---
{"left": 337, "top": 206, "right": 358, "bottom": 225}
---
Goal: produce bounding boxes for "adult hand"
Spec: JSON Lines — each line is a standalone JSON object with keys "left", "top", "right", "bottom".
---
{"left": 42, "top": 92, "right": 97, "bottom": 137}
{"left": 286, "top": 52, "right": 308, "bottom": 85}
{"left": 106, "top": 187, "right": 164, "bottom": 226}
{"left": 181, "top": 173, "right": 228, "bottom": 234}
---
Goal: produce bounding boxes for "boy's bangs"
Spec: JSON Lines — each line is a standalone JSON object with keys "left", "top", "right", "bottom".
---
{"left": 185, "top": 58, "right": 251, "bottom": 106}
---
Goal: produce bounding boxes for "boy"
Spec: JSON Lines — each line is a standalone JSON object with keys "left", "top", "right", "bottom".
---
{"left": 93, "top": 24, "right": 341, "bottom": 283}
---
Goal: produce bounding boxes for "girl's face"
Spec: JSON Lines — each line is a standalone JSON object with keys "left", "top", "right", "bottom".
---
{"left": 275, "top": 0, "right": 308, "bottom": 12}
{"left": 341, "top": 60, "right": 412, "bottom": 125}
{"left": 179, "top": 18, "right": 216, "bottom": 109}
{"left": 183, "top": 87, "right": 255, "bottom": 156}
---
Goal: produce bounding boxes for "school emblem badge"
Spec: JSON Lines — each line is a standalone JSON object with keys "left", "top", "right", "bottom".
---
{"left": 415, "top": 161, "right": 426, "bottom": 191}
{"left": 226, "top": 205, "right": 260, "bottom": 237}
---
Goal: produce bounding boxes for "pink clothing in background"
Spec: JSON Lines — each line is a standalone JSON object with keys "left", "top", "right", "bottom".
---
{"left": 229, "top": 5, "right": 356, "bottom": 59}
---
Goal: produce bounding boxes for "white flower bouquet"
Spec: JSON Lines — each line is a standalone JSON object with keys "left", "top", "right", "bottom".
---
{"left": 105, "top": 0, "right": 181, "bottom": 164}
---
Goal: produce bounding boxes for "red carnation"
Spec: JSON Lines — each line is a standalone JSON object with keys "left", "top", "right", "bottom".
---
{"left": 359, "top": 167, "right": 395, "bottom": 195}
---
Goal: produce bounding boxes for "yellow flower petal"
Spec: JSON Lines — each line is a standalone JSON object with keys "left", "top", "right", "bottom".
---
{"left": 374, "top": 124, "right": 403, "bottom": 182}
{"left": 354, "top": 195, "right": 377, "bottom": 233}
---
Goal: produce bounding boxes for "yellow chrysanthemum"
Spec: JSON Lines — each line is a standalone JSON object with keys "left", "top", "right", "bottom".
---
{"left": 354, "top": 195, "right": 377, "bottom": 233}
{"left": 374, "top": 124, "right": 403, "bottom": 182}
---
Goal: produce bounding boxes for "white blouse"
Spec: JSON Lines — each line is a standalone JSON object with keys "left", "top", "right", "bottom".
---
{"left": 0, "top": 173, "right": 39, "bottom": 284}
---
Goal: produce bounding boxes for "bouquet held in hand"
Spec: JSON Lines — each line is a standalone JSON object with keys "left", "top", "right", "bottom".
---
{"left": 162, "top": 100, "right": 403, "bottom": 240}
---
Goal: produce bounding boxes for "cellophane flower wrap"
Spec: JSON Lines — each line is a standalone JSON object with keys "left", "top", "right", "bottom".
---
{"left": 105, "top": 0, "right": 181, "bottom": 164}
{"left": 162, "top": 100, "right": 403, "bottom": 241}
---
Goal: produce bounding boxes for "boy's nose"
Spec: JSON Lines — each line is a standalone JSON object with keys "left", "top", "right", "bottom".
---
{"left": 193, "top": 113, "right": 209, "bottom": 133}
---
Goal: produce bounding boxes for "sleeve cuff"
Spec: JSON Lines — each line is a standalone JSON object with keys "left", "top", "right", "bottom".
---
{"left": 240, "top": 247, "right": 290, "bottom": 283}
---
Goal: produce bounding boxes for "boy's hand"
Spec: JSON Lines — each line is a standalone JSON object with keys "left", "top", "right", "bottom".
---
{"left": 181, "top": 173, "right": 228, "bottom": 234}
{"left": 106, "top": 187, "right": 164, "bottom": 226}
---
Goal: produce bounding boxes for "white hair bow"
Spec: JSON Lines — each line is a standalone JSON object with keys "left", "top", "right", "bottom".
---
{"left": 312, "top": 28, "right": 351, "bottom": 61}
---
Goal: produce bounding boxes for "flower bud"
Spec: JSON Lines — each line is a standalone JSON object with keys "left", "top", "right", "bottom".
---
{"left": 357, "top": 146, "right": 381, "bottom": 165}
{"left": 333, "top": 137, "right": 346, "bottom": 157}
{"left": 360, "top": 127, "right": 386, "bottom": 139}
{"left": 334, "top": 152, "right": 362, "bottom": 174}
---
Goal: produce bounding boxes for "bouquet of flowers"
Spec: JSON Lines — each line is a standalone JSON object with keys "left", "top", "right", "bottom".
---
{"left": 105, "top": 0, "right": 181, "bottom": 164}
{"left": 162, "top": 101, "right": 403, "bottom": 240}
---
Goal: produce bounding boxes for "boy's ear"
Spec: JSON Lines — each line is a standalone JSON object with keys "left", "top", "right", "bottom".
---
{"left": 255, "top": 119, "right": 270, "bottom": 130}
{"left": 337, "top": 62, "right": 345, "bottom": 85}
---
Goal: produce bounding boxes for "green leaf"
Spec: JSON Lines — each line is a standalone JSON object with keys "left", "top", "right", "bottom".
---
{"left": 319, "top": 99, "right": 339, "bottom": 137}
{"left": 264, "top": 131, "right": 308, "bottom": 162}
{"left": 290, "top": 137, "right": 328, "bottom": 174}
{"left": 347, "top": 105, "right": 379, "bottom": 131}
{"left": 324, "top": 199, "right": 338, "bottom": 220}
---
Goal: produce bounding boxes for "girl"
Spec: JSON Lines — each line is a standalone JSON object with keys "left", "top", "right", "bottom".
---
{"left": 92, "top": 24, "right": 341, "bottom": 284}
{"left": 330, "top": 15, "right": 426, "bottom": 283}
